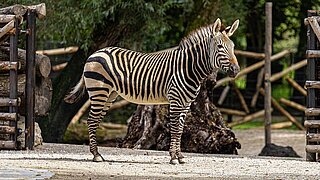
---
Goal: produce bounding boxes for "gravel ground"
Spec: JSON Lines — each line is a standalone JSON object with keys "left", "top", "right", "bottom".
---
{"left": 0, "top": 129, "right": 318, "bottom": 179}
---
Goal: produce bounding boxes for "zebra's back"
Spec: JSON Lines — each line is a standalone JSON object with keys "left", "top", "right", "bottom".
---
{"left": 84, "top": 47, "right": 176, "bottom": 105}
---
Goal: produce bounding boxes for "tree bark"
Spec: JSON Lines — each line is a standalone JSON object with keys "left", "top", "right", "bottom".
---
{"left": 121, "top": 72, "right": 241, "bottom": 154}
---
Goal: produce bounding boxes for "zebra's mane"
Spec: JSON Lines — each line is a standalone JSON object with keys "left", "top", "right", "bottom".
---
{"left": 178, "top": 24, "right": 226, "bottom": 50}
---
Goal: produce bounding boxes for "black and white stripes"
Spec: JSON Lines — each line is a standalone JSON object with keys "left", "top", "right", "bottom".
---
{"left": 65, "top": 18, "right": 240, "bottom": 164}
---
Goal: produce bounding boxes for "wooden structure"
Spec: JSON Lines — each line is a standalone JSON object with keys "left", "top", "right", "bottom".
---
{"left": 304, "top": 10, "right": 320, "bottom": 162}
{"left": 0, "top": 4, "right": 47, "bottom": 150}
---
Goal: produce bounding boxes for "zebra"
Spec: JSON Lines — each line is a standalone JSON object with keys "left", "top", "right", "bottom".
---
{"left": 64, "top": 18, "right": 240, "bottom": 165}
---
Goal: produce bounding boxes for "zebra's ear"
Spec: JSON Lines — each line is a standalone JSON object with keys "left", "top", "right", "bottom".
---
{"left": 227, "top": 19, "right": 239, "bottom": 37}
{"left": 212, "top": 18, "right": 221, "bottom": 36}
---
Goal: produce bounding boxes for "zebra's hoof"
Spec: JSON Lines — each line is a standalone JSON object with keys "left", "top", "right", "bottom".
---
{"left": 93, "top": 154, "right": 105, "bottom": 162}
{"left": 178, "top": 157, "right": 186, "bottom": 164}
{"left": 170, "top": 159, "right": 179, "bottom": 165}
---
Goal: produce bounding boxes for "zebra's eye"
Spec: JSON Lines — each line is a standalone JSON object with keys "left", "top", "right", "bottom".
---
{"left": 217, "top": 45, "right": 223, "bottom": 49}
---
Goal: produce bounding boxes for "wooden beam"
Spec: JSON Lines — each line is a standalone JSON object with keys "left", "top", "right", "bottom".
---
{"left": 260, "top": 88, "right": 305, "bottom": 130}
{"left": 304, "top": 120, "right": 320, "bottom": 128}
{"left": 271, "top": 121, "right": 292, "bottom": 129}
{"left": 306, "top": 133, "right": 320, "bottom": 142}
{"left": 269, "top": 59, "right": 307, "bottom": 82}
{"left": 52, "top": 62, "right": 68, "bottom": 72}
{"left": 305, "top": 80, "right": 320, "bottom": 89}
{"left": 0, "top": 98, "right": 19, "bottom": 107}
{"left": 228, "top": 109, "right": 266, "bottom": 127}
{"left": 234, "top": 50, "right": 265, "bottom": 59}
{"left": 279, "top": 98, "right": 306, "bottom": 112}
{"left": 36, "top": 46, "right": 79, "bottom": 56}
{"left": 0, "top": 113, "right": 17, "bottom": 121}
{"left": 0, "top": 15, "right": 15, "bottom": 23}
{"left": 233, "top": 84, "right": 249, "bottom": 113}
{"left": 218, "top": 107, "right": 247, "bottom": 116}
{"left": 215, "top": 50, "right": 291, "bottom": 88}
{"left": 286, "top": 77, "right": 307, "bottom": 96}
{"left": 0, "top": 20, "right": 14, "bottom": 39}
{"left": 0, "top": 126, "right": 15, "bottom": 134}
{"left": 306, "top": 145, "right": 320, "bottom": 153}
{"left": 305, "top": 108, "right": 320, "bottom": 116}
{"left": 0, "top": 140, "right": 15, "bottom": 149}
{"left": 306, "top": 50, "right": 320, "bottom": 58}
{"left": 307, "top": 17, "right": 320, "bottom": 42}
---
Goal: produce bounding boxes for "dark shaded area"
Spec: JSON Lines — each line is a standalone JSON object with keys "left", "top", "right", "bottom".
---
{"left": 259, "top": 143, "right": 301, "bottom": 158}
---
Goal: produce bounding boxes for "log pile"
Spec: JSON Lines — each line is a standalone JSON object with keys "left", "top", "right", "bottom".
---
{"left": 0, "top": 4, "right": 51, "bottom": 117}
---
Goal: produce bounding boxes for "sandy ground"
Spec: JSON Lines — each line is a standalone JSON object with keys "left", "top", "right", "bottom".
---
{"left": 0, "top": 129, "right": 318, "bottom": 179}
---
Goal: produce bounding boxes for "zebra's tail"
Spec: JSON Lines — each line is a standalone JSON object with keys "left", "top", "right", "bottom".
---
{"left": 64, "top": 74, "right": 86, "bottom": 104}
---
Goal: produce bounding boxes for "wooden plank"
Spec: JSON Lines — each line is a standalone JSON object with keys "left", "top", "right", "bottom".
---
{"left": 305, "top": 80, "right": 320, "bottom": 89}
{"left": 0, "top": 113, "right": 17, "bottom": 121}
{"left": 0, "top": 140, "right": 15, "bottom": 149}
{"left": 269, "top": 59, "right": 307, "bottom": 82}
{"left": 305, "top": 108, "right": 320, "bottom": 116}
{"left": 306, "top": 133, "right": 320, "bottom": 142}
{"left": 0, "top": 98, "right": 19, "bottom": 107}
{"left": 0, "top": 15, "right": 15, "bottom": 23}
{"left": 286, "top": 77, "right": 307, "bottom": 96}
{"left": 308, "top": 16, "right": 320, "bottom": 42}
{"left": 306, "top": 50, "right": 320, "bottom": 58}
{"left": 306, "top": 145, "right": 320, "bottom": 153}
{"left": 0, "top": 20, "right": 14, "bottom": 39}
{"left": 0, "top": 126, "right": 15, "bottom": 134}
{"left": 304, "top": 120, "right": 320, "bottom": 128}
{"left": 279, "top": 98, "right": 306, "bottom": 112}
{"left": 218, "top": 107, "right": 247, "bottom": 116}
{"left": 215, "top": 50, "right": 291, "bottom": 88}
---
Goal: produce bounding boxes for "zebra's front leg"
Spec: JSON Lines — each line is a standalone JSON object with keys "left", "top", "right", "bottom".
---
{"left": 169, "top": 107, "right": 188, "bottom": 165}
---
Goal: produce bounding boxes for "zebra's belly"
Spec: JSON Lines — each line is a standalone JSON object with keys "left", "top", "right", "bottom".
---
{"left": 118, "top": 93, "right": 170, "bottom": 105}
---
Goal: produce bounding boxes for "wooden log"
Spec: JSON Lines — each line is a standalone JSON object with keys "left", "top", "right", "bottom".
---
{"left": 306, "top": 133, "right": 320, "bottom": 142}
{"left": 251, "top": 68, "right": 264, "bottom": 107}
{"left": 0, "top": 20, "right": 14, "bottom": 39}
{"left": 218, "top": 107, "right": 246, "bottom": 116}
{"left": 306, "top": 145, "right": 320, "bottom": 153}
{"left": 0, "top": 47, "right": 51, "bottom": 78}
{"left": 0, "top": 97, "right": 19, "bottom": 107}
{"left": 286, "top": 77, "right": 307, "bottom": 96}
{"left": 304, "top": 16, "right": 320, "bottom": 25}
{"left": 0, "top": 61, "right": 19, "bottom": 71}
{"left": 0, "top": 113, "right": 16, "bottom": 121}
{"left": 99, "top": 122, "right": 127, "bottom": 130}
{"left": 0, "top": 15, "right": 15, "bottom": 23}
{"left": 307, "top": 17, "right": 320, "bottom": 42}
{"left": 109, "top": 99, "right": 131, "bottom": 111}
{"left": 36, "top": 46, "right": 79, "bottom": 56}
{"left": 304, "top": 120, "right": 320, "bottom": 128}
{"left": 0, "top": 3, "right": 46, "bottom": 19}
{"left": 233, "top": 84, "right": 249, "bottom": 113}
{"left": 265, "top": 2, "right": 273, "bottom": 145}
{"left": 218, "top": 85, "right": 230, "bottom": 105}
{"left": 306, "top": 50, "right": 320, "bottom": 58}
{"left": 279, "top": 98, "right": 306, "bottom": 112}
{"left": 259, "top": 88, "right": 305, "bottom": 130}
{"left": 0, "top": 140, "right": 15, "bottom": 149}
{"left": 52, "top": 62, "right": 68, "bottom": 71}
{"left": 215, "top": 50, "right": 291, "bottom": 88}
{"left": 228, "top": 109, "right": 266, "bottom": 127}
{"left": 234, "top": 50, "right": 265, "bottom": 59}
{"left": 269, "top": 59, "right": 307, "bottom": 82}
{"left": 271, "top": 121, "right": 292, "bottom": 129}
{"left": 0, "top": 126, "right": 15, "bottom": 134}
{"left": 305, "top": 108, "right": 320, "bottom": 116}
{"left": 305, "top": 80, "right": 320, "bottom": 89}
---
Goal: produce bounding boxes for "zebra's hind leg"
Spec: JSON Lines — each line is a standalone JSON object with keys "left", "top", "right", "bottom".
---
{"left": 169, "top": 105, "right": 189, "bottom": 165}
{"left": 87, "top": 91, "right": 117, "bottom": 162}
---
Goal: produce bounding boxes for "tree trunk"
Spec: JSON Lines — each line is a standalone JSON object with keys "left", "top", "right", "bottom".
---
{"left": 121, "top": 72, "right": 241, "bottom": 154}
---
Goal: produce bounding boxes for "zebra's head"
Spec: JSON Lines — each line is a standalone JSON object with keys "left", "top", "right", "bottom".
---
{"left": 210, "top": 18, "right": 240, "bottom": 78}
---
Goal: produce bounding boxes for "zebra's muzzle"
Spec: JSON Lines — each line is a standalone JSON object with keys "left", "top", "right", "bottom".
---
{"left": 227, "top": 64, "right": 240, "bottom": 78}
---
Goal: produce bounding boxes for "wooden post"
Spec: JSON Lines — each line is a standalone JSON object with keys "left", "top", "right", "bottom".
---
{"left": 264, "top": 2, "right": 272, "bottom": 145}
{"left": 9, "top": 17, "right": 18, "bottom": 149}
{"left": 25, "top": 10, "right": 36, "bottom": 150}
{"left": 286, "top": 77, "right": 307, "bottom": 96}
